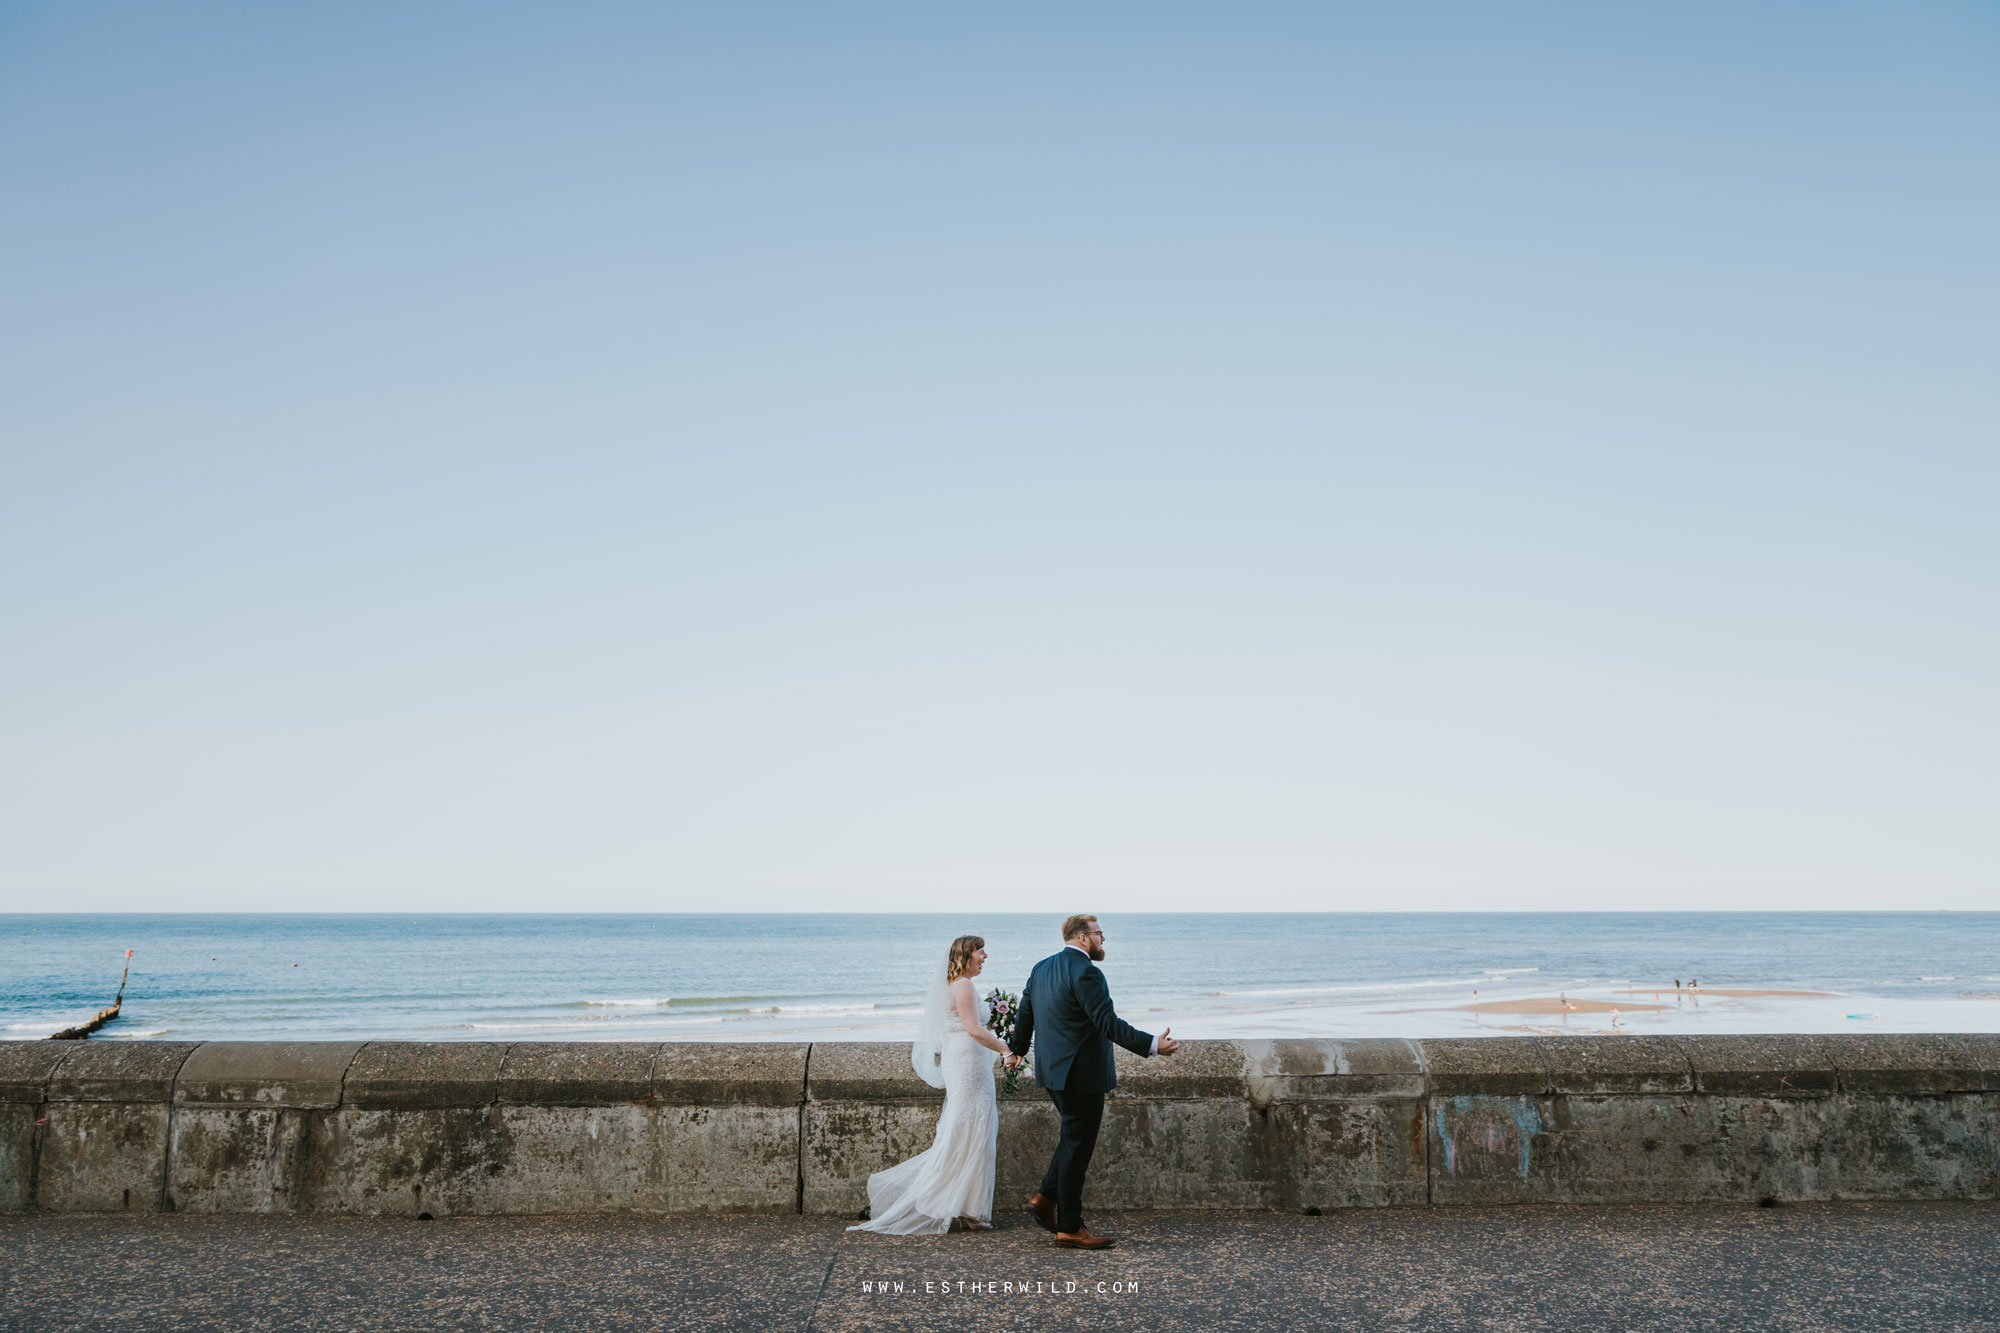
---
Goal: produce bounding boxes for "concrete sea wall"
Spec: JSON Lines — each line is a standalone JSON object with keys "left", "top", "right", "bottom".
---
{"left": 3, "top": 1036, "right": 1996, "bottom": 1215}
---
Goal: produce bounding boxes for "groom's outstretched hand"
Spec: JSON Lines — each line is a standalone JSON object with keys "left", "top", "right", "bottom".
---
{"left": 1157, "top": 1027, "right": 1179, "bottom": 1057}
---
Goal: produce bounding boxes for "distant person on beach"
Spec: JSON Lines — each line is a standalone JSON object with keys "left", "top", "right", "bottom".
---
{"left": 1008, "top": 914, "right": 1178, "bottom": 1250}
{"left": 848, "top": 935, "right": 1014, "bottom": 1235}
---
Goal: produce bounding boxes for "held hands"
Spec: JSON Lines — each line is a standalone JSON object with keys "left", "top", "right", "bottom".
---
{"left": 1004, "top": 1054, "right": 1023, "bottom": 1071}
{"left": 1157, "top": 1027, "right": 1179, "bottom": 1057}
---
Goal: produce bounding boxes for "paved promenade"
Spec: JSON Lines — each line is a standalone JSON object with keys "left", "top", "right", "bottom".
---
{"left": 3, "top": 1201, "right": 1995, "bottom": 1332}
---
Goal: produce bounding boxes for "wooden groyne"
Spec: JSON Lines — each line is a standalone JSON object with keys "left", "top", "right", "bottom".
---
{"left": 48, "top": 951, "right": 132, "bottom": 1040}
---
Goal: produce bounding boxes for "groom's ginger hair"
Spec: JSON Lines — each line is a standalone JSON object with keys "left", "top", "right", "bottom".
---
{"left": 1061, "top": 914, "right": 1098, "bottom": 943}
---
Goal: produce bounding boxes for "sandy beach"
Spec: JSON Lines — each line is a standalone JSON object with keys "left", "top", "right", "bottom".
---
{"left": 1458, "top": 985, "right": 1838, "bottom": 1016}
{"left": 1615, "top": 987, "right": 1834, "bottom": 998}
{"left": 1460, "top": 997, "right": 1669, "bottom": 1015}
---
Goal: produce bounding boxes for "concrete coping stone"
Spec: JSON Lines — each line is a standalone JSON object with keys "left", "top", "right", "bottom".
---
{"left": 1678, "top": 1035, "right": 1838, "bottom": 1096}
{"left": 499, "top": 1042, "right": 658, "bottom": 1104}
{"left": 0, "top": 1041, "right": 76, "bottom": 1104}
{"left": 173, "top": 1041, "right": 367, "bottom": 1109}
{"left": 1415, "top": 1038, "right": 1550, "bottom": 1096}
{"left": 1953, "top": 1033, "right": 2000, "bottom": 1092}
{"left": 47, "top": 1040, "right": 204, "bottom": 1103}
{"left": 341, "top": 1042, "right": 508, "bottom": 1109}
{"left": 19, "top": 1034, "right": 2000, "bottom": 1106}
{"left": 1240, "top": 1038, "right": 1427, "bottom": 1104}
{"left": 802, "top": 1040, "right": 1252, "bottom": 1103}
{"left": 655, "top": 1043, "right": 810, "bottom": 1105}
{"left": 1110, "top": 1039, "right": 1249, "bottom": 1100}
{"left": 802, "top": 1042, "right": 939, "bottom": 1103}
{"left": 1532, "top": 1036, "right": 1695, "bottom": 1095}
{"left": 1817, "top": 1034, "right": 1985, "bottom": 1094}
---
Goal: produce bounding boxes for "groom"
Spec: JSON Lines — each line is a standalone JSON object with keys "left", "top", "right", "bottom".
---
{"left": 1005, "top": 913, "right": 1178, "bottom": 1250}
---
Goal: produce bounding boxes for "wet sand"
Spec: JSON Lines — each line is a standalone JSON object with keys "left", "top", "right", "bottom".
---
{"left": 1615, "top": 988, "right": 1834, "bottom": 998}
{"left": 1459, "top": 986, "right": 1837, "bottom": 1015}
{"left": 1460, "top": 997, "right": 1669, "bottom": 1015}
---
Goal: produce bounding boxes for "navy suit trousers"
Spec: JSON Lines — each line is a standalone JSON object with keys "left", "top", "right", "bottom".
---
{"left": 1039, "top": 1084, "right": 1105, "bottom": 1233}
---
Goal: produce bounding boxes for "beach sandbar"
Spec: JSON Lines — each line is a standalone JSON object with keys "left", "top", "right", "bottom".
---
{"left": 1615, "top": 987, "right": 1833, "bottom": 998}
{"left": 1461, "top": 998, "right": 1668, "bottom": 1015}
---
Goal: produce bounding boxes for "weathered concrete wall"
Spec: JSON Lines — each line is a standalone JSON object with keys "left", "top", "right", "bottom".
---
{"left": 3, "top": 1035, "right": 1996, "bottom": 1215}
{"left": 0, "top": 1042, "right": 72, "bottom": 1212}
{"left": 168, "top": 1040, "right": 362, "bottom": 1214}
{"left": 39, "top": 1041, "right": 201, "bottom": 1213}
{"left": 1422, "top": 1034, "right": 2000, "bottom": 1207}
{"left": 163, "top": 1041, "right": 807, "bottom": 1216}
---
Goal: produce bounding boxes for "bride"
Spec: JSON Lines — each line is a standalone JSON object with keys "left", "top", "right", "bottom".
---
{"left": 848, "top": 935, "right": 1012, "bottom": 1235}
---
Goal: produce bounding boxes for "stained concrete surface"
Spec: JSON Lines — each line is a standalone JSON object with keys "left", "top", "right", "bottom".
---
{"left": 3, "top": 1201, "right": 1995, "bottom": 1332}
{"left": 15, "top": 1038, "right": 2000, "bottom": 1217}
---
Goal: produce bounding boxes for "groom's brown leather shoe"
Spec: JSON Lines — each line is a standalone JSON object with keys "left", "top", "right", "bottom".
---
{"left": 1025, "top": 1193, "right": 1058, "bottom": 1233}
{"left": 1054, "top": 1227, "right": 1115, "bottom": 1250}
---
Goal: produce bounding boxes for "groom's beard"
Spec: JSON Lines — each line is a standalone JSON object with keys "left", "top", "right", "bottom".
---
{"left": 1085, "top": 944, "right": 1105, "bottom": 961}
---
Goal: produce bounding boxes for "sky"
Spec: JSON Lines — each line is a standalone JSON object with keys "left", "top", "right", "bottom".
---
{"left": 2, "top": 2, "right": 1995, "bottom": 913}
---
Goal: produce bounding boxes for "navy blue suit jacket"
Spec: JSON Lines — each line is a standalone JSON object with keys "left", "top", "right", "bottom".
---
{"left": 1007, "top": 947, "right": 1154, "bottom": 1093}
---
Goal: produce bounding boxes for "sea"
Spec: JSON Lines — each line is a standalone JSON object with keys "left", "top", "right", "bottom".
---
{"left": 5, "top": 913, "right": 1999, "bottom": 1044}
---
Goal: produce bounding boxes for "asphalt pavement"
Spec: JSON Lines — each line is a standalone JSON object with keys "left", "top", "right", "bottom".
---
{"left": 3, "top": 1200, "right": 1995, "bottom": 1332}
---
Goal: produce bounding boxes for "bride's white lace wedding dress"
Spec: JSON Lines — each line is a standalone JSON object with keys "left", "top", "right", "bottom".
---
{"left": 847, "top": 992, "right": 998, "bottom": 1235}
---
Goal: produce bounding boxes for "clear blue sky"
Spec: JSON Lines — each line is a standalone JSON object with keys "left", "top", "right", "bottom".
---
{"left": 2, "top": 3, "right": 1995, "bottom": 912}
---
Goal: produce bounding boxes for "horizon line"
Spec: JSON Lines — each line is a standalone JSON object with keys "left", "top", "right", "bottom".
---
{"left": 3, "top": 908, "right": 1991, "bottom": 917}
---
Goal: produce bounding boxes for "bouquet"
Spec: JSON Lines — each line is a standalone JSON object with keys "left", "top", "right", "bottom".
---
{"left": 984, "top": 988, "right": 1031, "bottom": 1098}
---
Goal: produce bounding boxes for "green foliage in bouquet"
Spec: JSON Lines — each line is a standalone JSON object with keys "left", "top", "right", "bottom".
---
{"left": 983, "top": 987, "right": 1030, "bottom": 1099}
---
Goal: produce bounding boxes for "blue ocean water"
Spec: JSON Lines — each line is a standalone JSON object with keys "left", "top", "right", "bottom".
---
{"left": 4, "top": 913, "right": 1998, "bottom": 1043}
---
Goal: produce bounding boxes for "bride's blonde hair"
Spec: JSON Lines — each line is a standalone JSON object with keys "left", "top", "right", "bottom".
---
{"left": 945, "top": 935, "right": 985, "bottom": 982}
